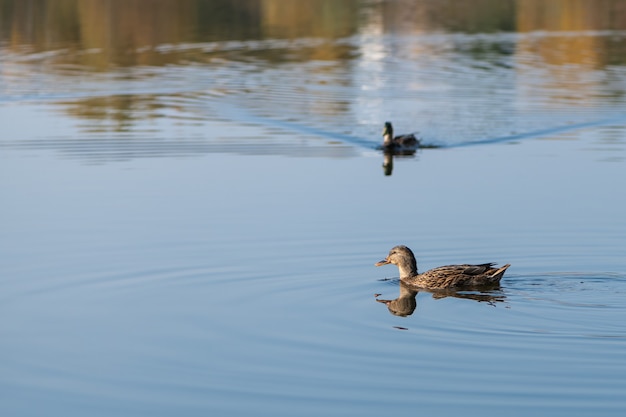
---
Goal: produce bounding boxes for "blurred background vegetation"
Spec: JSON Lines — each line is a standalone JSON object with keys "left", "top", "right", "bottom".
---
{"left": 2, "top": 0, "right": 624, "bottom": 68}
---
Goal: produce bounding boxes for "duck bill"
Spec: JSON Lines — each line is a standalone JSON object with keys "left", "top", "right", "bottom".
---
{"left": 375, "top": 259, "right": 390, "bottom": 267}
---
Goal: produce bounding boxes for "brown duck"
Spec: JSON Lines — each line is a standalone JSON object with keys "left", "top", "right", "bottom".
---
{"left": 375, "top": 245, "right": 510, "bottom": 289}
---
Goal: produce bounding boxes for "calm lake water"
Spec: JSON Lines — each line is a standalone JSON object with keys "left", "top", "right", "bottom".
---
{"left": 1, "top": 1, "right": 626, "bottom": 416}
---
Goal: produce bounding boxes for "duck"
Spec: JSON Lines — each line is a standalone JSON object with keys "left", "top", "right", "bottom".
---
{"left": 375, "top": 245, "right": 510, "bottom": 290}
{"left": 381, "top": 121, "right": 419, "bottom": 151}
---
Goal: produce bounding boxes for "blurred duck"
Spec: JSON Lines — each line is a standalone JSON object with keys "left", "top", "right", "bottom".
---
{"left": 381, "top": 121, "right": 419, "bottom": 151}
{"left": 375, "top": 245, "right": 510, "bottom": 290}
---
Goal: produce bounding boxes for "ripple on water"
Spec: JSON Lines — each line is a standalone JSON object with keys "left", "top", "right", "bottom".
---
{"left": 3, "top": 231, "right": 626, "bottom": 415}
{"left": 363, "top": 271, "right": 626, "bottom": 413}
{"left": 3, "top": 25, "right": 626, "bottom": 416}
{"left": 4, "top": 31, "right": 626, "bottom": 157}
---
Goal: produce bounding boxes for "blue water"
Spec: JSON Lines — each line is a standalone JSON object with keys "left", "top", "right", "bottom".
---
{"left": 1, "top": 2, "right": 626, "bottom": 416}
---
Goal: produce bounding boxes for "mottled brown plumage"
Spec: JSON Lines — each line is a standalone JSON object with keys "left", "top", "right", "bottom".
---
{"left": 375, "top": 245, "right": 510, "bottom": 289}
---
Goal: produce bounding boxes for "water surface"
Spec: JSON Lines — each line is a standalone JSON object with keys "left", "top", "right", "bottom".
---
{"left": 1, "top": 1, "right": 626, "bottom": 416}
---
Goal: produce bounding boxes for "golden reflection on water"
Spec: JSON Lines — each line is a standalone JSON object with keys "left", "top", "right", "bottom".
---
{"left": 1, "top": 0, "right": 626, "bottom": 139}
{"left": 516, "top": 0, "right": 626, "bottom": 67}
{"left": 60, "top": 95, "right": 166, "bottom": 132}
{"left": 513, "top": 0, "right": 626, "bottom": 108}
{"left": 2, "top": 0, "right": 625, "bottom": 67}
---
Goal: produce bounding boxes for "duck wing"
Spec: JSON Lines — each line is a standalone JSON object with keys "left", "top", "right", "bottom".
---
{"left": 393, "top": 133, "right": 419, "bottom": 147}
{"left": 426, "top": 263, "right": 495, "bottom": 276}
{"left": 412, "top": 263, "right": 505, "bottom": 289}
{"left": 460, "top": 263, "right": 497, "bottom": 275}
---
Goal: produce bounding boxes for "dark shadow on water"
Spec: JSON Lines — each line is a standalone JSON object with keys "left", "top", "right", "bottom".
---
{"left": 381, "top": 150, "right": 419, "bottom": 176}
{"left": 379, "top": 143, "right": 442, "bottom": 176}
{"left": 376, "top": 280, "right": 506, "bottom": 317}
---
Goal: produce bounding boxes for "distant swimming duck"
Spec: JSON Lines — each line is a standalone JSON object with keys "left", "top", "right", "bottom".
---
{"left": 375, "top": 245, "right": 510, "bottom": 289}
{"left": 381, "top": 122, "right": 419, "bottom": 151}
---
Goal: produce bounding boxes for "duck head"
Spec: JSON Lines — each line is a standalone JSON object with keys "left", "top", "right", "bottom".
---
{"left": 382, "top": 121, "right": 394, "bottom": 146}
{"left": 375, "top": 245, "right": 418, "bottom": 278}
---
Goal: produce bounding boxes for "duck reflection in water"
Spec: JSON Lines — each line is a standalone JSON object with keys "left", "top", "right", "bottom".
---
{"left": 382, "top": 150, "right": 417, "bottom": 176}
{"left": 376, "top": 281, "right": 418, "bottom": 317}
{"left": 376, "top": 281, "right": 506, "bottom": 317}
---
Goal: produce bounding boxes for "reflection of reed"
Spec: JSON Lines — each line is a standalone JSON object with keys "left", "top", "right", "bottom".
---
{"left": 1, "top": 0, "right": 263, "bottom": 67}
{"left": 0, "top": 0, "right": 360, "bottom": 66}
{"left": 517, "top": 0, "right": 626, "bottom": 34}
{"left": 60, "top": 95, "right": 161, "bottom": 132}
{"left": 517, "top": 0, "right": 605, "bottom": 67}
{"left": 378, "top": 0, "right": 516, "bottom": 34}
{"left": 514, "top": 0, "right": 626, "bottom": 108}
{"left": 3, "top": 0, "right": 625, "bottom": 58}
{"left": 261, "top": 0, "right": 358, "bottom": 40}
{"left": 3, "top": 0, "right": 624, "bottom": 70}
{"left": 515, "top": 0, "right": 626, "bottom": 75}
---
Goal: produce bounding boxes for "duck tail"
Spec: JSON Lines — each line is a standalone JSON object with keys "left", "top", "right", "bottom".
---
{"left": 491, "top": 264, "right": 511, "bottom": 281}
